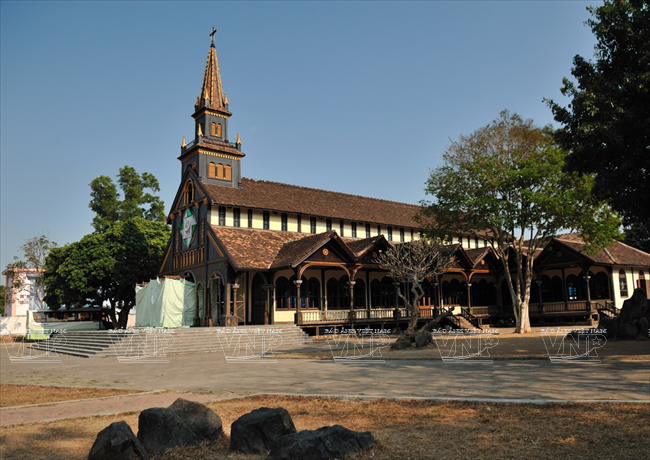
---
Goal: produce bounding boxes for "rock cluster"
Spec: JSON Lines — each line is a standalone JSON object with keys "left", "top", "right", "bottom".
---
{"left": 89, "top": 399, "right": 375, "bottom": 460}
{"left": 88, "top": 398, "right": 222, "bottom": 460}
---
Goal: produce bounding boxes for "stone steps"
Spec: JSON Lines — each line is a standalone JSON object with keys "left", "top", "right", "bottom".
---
{"left": 29, "top": 325, "right": 320, "bottom": 358}
{"left": 451, "top": 315, "right": 482, "bottom": 331}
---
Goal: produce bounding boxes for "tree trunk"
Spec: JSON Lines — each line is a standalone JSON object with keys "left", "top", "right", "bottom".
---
{"left": 515, "top": 300, "right": 532, "bottom": 333}
{"left": 417, "top": 312, "right": 451, "bottom": 334}
{"left": 118, "top": 305, "right": 132, "bottom": 329}
{"left": 404, "top": 307, "right": 419, "bottom": 339}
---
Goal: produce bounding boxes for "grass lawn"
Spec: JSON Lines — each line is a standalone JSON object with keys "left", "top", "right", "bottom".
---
{"left": 1, "top": 392, "right": 649, "bottom": 460}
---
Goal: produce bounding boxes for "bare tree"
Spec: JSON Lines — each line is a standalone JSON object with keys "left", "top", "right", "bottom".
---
{"left": 4, "top": 235, "right": 57, "bottom": 310}
{"left": 375, "top": 238, "right": 454, "bottom": 341}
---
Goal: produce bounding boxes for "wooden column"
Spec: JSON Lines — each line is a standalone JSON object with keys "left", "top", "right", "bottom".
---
{"left": 348, "top": 280, "right": 356, "bottom": 324}
{"left": 294, "top": 279, "right": 303, "bottom": 325}
{"left": 224, "top": 283, "right": 235, "bottom": 326}
{"left": 262, "top": 284, "right": 274, "bottom": 325}
{"left": 583, "top": 268, "right": 593, "bottom": 311}
{"left": 232, "top": 283, "right": 242, "bottom": 325}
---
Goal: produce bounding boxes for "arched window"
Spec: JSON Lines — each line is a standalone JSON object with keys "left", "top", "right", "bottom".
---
{"left": 183, "top": 181, "right": 195, "bottom": 205}
{"left": 327, "top": 278, "right": 343, "bottom": 310}
{"left": 471, "top": 279, "right": 495, "bottom": 306}
{"left": 380, "top": 277, "right": 394, "bottom": 307}
{"left": 445, "top": 279, "right": 467, "bottom": 305}
{"left": 619, "top": 270, "right": 629, "bottom": 297}
{"left": 370, "top": 279, "right": 382, "bottom": 307}
{"left": 209, "top": 162, "right": 216, "bottom": 178}
{"left": 210, "top": 273, "right": 224, "bottom": 325}
{"left": 275, "top": 277, "right": 292, "bottom": 309}
{"left": 211, "top": 122, "right": 222, "bottom": 137}
{"left": 224, "top": 165, "right": 232, "bottom": 181}
{"left": 306, "top": 278, "right": 321, "bottom": 309}
{"left": 353, "top": 279, "right": 366, "bottom": 309}
{"left": 421, "top": 279, "right": 435, "bottom": 306}
{"left": 327, "top": 276, "right": 350, "bottom": 310}
{"left": 217, "top": 164, "right": 224, "bottom": 179}
{"left": 566, "top": 275, "right": 579, "bottom": 301}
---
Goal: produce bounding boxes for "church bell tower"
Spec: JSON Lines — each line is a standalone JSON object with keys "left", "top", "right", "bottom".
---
{"left": 178, "top": 28, "right": 245, "bottom": 188}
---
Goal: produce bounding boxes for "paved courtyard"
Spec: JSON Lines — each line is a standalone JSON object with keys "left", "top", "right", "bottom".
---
{"left": 2, "top": 347, "right": 649, "bottom": 403}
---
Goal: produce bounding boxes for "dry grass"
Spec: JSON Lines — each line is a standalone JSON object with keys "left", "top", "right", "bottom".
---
{"left": 283, "top": 333, "right": 650, "bottom": 360}
{"left": 2, "top": 394, "right": 649, "bottom": 460}
{"left": 0, "top": 384, "right": 143, "bottom": 408}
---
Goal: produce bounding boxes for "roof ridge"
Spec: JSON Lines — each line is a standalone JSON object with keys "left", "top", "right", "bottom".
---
{"left": 242, "top": 177, "right": 420, "bottom": 208}
{"left": 601, "top": 247, "right": 617, "bottom": 264}
{"left": 614, "top": 239, "right": 650, "bottom": 258}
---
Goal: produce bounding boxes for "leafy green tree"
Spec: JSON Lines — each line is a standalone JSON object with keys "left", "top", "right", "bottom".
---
{"left": 420, "top": 111, "right": 621, "bottom": 333}
{"left": 4, "top": 235, "right": 57, "bottom": 310}
{"left": 546, "top": 0, "right": 650, "bottom": 251}
{"left": 44, "top": 218, "right": 170, "bottom": 328}
{"left": 90, "top": 166, "right": 166, "bottom": 232}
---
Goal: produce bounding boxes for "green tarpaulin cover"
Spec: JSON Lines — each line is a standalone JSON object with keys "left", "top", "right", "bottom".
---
{"left": 135, "top": 278, "right": 195, "bottom": 328}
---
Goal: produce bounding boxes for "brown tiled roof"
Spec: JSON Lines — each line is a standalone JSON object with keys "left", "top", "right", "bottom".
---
{"left": 464, "top": 247, "right": 492, "bottom": 265}
{"left": 555, "top": 234, "right": 650, "bottom": 267}
{"left": 198, "top": 138, "right": 244, "bottom": 157}
{"left": 343, "top": 235, "right": 387, "bottom": 258}
{"left": 203, "top": 178, "right": 421, "bottom": 228}
{"left": 211, "top": 227, "right": 306, "bottom": 270}
{"left": 270, "top": 232, "right": 338, "bottom": 269}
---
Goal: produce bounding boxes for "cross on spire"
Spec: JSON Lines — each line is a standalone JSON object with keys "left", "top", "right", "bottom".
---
{"left": 210, "top": 27, "right": 217, "bottom": 46}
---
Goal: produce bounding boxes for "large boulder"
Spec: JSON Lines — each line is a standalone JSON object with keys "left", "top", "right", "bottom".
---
{"left": 88, "top": 421, "right": 149, "bottom": 460}
{"left": 598, "top": 288, "right": 650, "bottom": 340}
{"left": 390, "top": 338, "right": 413, "bottom": 350}
{"left": 230, "top": 407, "right": 296, "bottom": 454}
{"left": 168, "top": 398, "right": 223, "bottom": 441}
{"left": 137, "top": 407, "right": 199, "bottom": 454}
{"left": 415, "top": 330, "right": 434, "bottom": 349}
{"left": 267, "top": 424, "right": 376, "bottom": 460}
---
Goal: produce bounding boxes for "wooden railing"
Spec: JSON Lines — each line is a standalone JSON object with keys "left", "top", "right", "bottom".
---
{"left": 300, "top": 308, "right": 405, "bottom": 323}
{"left": 460, "top": 307, "right": 480, "bottom": 328}
{"left": 595, "top": 300, "right": 618, "bottom": 318}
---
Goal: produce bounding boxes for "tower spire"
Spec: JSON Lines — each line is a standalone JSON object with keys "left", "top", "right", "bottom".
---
{"left": 197, "top": 28, "right": 226, "bottom": 111}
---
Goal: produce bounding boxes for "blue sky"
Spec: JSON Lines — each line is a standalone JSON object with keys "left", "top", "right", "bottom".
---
{"left": 0, "top": 0, "right": 600, "bottom": 273}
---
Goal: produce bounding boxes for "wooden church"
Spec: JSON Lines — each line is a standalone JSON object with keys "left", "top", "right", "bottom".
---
{"left": 158, "top": 32, "right": 650, "bottom": 330}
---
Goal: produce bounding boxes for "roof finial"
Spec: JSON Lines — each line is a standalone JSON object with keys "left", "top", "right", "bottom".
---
{"left": 210, "top": 27, "right": 217, "bottom": 47}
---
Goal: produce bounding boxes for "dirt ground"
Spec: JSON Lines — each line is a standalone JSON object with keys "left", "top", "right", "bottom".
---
{"left": 1, "top": 394, "right": 648, "bottom": 460}
{"left": 0, "top": 385, "right": 143, "bottom": 408}
{"left": 1, "top": 333, "right": 648, "bottom": 459}
{"left": 289, "top": 331, "right": 650, "bottom": 360}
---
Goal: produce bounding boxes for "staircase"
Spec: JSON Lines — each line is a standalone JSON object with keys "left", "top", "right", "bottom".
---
{"left": 29, "top": 325, "right": 319, "bottom": 359}
{"left": 448, "top": 315, "right": 482, "bottom": 331}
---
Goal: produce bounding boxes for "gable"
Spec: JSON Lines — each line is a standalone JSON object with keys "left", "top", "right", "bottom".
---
{"left": 536, "top": 240, "right": 593, "bottom": 268}
{"left": 168, "top": 168, "right": 211, "bottom": 220}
